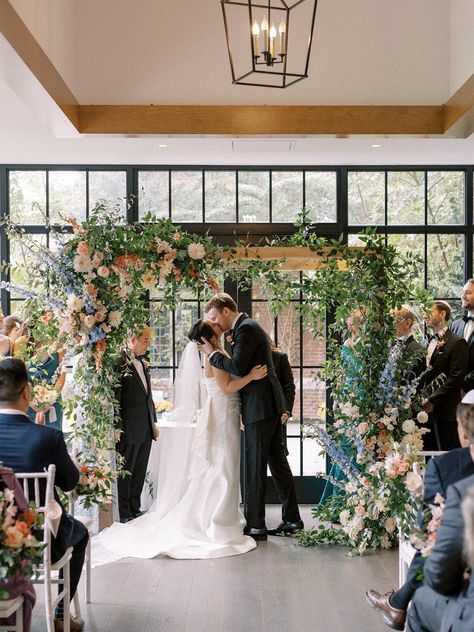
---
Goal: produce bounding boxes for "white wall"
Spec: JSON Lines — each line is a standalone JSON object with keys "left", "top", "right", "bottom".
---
{"left": 449, "top": 0, "right": 474, "bottom": 95}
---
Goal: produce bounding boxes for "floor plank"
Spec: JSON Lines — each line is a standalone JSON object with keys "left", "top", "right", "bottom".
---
{"left": 30, "top": 506, "right": 397, "bottom": 632}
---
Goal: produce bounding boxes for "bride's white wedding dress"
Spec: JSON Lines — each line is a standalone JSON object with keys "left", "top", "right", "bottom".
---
{"left": 92, "top": 367, "right": 256, "bottom": 564}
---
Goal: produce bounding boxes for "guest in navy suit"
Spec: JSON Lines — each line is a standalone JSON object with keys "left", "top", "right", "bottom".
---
{"left": 0, "top": 358, "right": 87, "bottom": 632}
{"left": 366, "top": 398, "right": 474, "bottom": 631}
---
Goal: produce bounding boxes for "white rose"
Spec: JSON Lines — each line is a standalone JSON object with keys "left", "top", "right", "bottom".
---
{"left": 83, "top": 315, "right": 96, "bottom": 329}
{"left": 97, "top": 266, "right": 110, "bottom": 278}
{"left": 339, "top": 510, "right": 350, "bottom": 526}
{"left": 405, "top": 471, "right": 423, "bottom": 494}
{"left": 141, "top": 271, "right": 155, "bottom": 290}
{"left": 417, "top": 411, "right": 429, "bottom": 424}
{"left": 384, "top": 517, "right": 396, "bottom": 534}
{"left": 108, "top": 311, "right": 123, "bottom": 328}
{"left": 187, "top": 242, "right": 206, "bottom": 260}
{"left": 402, "top": 419, "right": 416, "bottom": 434}
{"left": 73, "top": 254, "right": 93, "bottom": 273}
{"left": 67, "top": 294, "right": 85, "bottom": 312}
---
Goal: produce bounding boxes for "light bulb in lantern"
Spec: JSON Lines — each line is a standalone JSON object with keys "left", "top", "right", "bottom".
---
{"left": 269, "top": 23, "right": 277, "bottom": 58}
{"left": 261, "top": 16, "right": 269, "bottom": 52}
{"left": 252, "top": 20, "right": 260, "bottom": 56}
{"left": 279, "top": 20, "right": 286, "bottom": 55}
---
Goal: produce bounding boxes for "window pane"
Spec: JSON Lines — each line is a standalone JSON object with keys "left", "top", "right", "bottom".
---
{"left": 175, "top": 302, "right": 200, "bottom": 363}
{"left": 238, "top": 171, "right": 269, "bottom": 222}
{"left": 427, "top": 234, "right": 464, "bottom": 297}
{"left": 277, "top": 303, "right": 301, "bottom": 366}
{"left": 49, "top": 171, "right": 86, "bottom": 223}
{"left": 138, "top": 171, "right": 169, "bottom": 220}
{"left": 305, "top": 171, "right": 337, "bottom": 222}
{"left": 348, "top": 171, "right": 384, "bottom": 225}
{"left": 387, "top": 171, "right": 424, "bottom": 225}
{"left": 88, "top": 171, "right": 127, "bottom": 216}
{"left": 387, "top": 233, "right": 425, "bottom": 286}
{"left": 427, "top": 171, "right": 464, "bottom": 225}
{"left": 272, "top": 172, "right": 303, "bottom": 222}
{"left": 302, "top": 313, "right": 326, "bottom": 366}
{"left": 286, "top": 437, "right": 301, "bottom": 477}
{"left": 205, "top": 171, "right": 236, "bottom": 222}
{"left": 150, "top": 306, "right": 172, "bottom": 366}
{"left": 9, "top": 234, "right": 46, "bottom": 296}
{"left": 251, "top": 301, "right": 275, "bottom": 340}
{"left": 171, "top": 171, "right": 202, "bottom": 222}
{"left": 303, "top": 435, "right": 326, "bottom": 475}
{"left": 9, "top": 171, "right": 46, "bottom": 224}
{"left": 150, "top": 368, "right": 174, "bottom": 407}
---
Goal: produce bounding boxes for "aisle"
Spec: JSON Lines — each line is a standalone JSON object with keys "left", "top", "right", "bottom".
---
{"left": 31, "top": 506, "right": 397, "bottom": 632}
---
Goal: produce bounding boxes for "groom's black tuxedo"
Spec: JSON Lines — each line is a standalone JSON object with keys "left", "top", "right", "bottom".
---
{"left": 213, "top": 313, "right": 286, "bottom": 424}
{"left": 115, "top": 351, "right": 157, "bottom": 521}
{"left": 210, "top": 313, "right": 300, "bottom": 530}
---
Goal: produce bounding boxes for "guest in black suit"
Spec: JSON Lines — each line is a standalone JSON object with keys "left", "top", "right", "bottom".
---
{"left": 451, "top": 278, "right": 474, "bottom": 379}
{"left": 390, "top": 307, "right": 425, "bottom": 378}
{"left": 0, "top": 358, "right": 87, "bottom": 632}
{"left": 115, "top": 325, "right": 158, "bottom": 523}
{"left": 269, "top": 339, "right": 296, "bottom": 456}
{"left": 366, "top": 399, "right": 474, "bottom": 630}
{"left": 421, "top": 301, "right": 469, "bottom": 450}
{"left": 202, "top": 293, "right": 302, "bottom": 541}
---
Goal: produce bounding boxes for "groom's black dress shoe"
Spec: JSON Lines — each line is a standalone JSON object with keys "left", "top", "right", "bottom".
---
{"left": 133, "top": 510, "right": 145, "bottom": 518}
{"left": 268, "top": 520, "right": 304, "bottom": 536}
{"left": 244, "top": 527, "right": 268, "bottom": 541}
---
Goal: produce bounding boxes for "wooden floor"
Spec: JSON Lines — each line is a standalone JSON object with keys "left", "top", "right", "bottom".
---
{"left": 31, "top": 506, "right": 397, "bottom": 632}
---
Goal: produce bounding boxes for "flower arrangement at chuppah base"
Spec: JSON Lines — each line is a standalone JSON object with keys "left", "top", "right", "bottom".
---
{"left": 0, "top": 487, "right": 44, "bottom": 599}
{"left": 155, "top": 399, "right": 173, "bottom": 415}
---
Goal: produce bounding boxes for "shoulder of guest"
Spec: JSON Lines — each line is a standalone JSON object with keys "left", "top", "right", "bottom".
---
{"left": 453, "top": 471, "right": 474, "bottom": 495}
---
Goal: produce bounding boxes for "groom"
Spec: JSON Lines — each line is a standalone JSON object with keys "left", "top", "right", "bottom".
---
{"left": 201, "top": 293, "right": 303, "bottom": 541}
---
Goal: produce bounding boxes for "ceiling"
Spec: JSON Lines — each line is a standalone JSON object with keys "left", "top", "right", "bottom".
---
{"left": 0, "top": 0, "right": 474, "bottom": 165}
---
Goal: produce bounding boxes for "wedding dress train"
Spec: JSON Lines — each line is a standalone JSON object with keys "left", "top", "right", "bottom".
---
{"left": 92, "top": 371, "right": 256, "bottom": 564}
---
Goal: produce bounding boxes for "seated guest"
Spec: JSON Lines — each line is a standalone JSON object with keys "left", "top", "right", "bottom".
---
{"left": 406, "top": 474, "right": 474, "bottom": 630}
{"left": 421, "top": 301, "right": 468, "bottom": 450}
{"left": 366, "top": 398, "right": 474, "bottom": 630}
{"left": 1, "top": 314, "right": 22, "bottom": 344}
{"left": 0, "top": 358, "right": 87, "bottom": 632}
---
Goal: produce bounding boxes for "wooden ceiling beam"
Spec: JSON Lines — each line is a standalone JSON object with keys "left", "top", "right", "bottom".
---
{"left": 78, "top": 104, "right": 444, "bottom": 136}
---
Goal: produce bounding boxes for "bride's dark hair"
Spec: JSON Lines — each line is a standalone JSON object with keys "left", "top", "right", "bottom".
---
{"left": 188, "top": 319, "right": 215, "bottom": 343}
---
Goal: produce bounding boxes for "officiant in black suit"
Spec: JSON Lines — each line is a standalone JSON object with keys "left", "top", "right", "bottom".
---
{"left": 421, "top": 301, "right": 469, "bottom": 451}
{"left": 115, "top": 325, "right": 158, "bottom": 523}
{"left": 451, "top": 279, "right": 474, "bottom": 379}
{"left": 0, "top": 357, "right": 87, "bottom": 632}
{"left": 202, "top": 293, "right": 302, "bottom": 541}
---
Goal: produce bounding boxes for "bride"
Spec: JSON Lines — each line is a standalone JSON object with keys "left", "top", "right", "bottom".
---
{"left": 92, "top": 319, "right": 267, "bottom": 563}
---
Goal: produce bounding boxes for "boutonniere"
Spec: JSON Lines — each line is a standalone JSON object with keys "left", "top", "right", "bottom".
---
{"left": 226, "top": 334, "right": 234, "bottom": 346}
{"left": 141, "top": 358, "right": 150, "bottom": 369}
{"left": 436, "top": 338, "right": 446, "bottom": 351}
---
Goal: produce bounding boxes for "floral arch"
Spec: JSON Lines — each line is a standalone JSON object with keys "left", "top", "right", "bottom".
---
{"left": 3, "top": 205, "right": 428, "bottom": 553}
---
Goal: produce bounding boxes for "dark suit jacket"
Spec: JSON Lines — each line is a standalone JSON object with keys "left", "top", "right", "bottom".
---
{"left": 440, "top": 581, "right": 474, "bottom": 632}
{"left": 424, "top": 472, "right": 474, "bottom": 596}
{"left": 402, "top": 335, "right": 425, "bottom": 378}
{"left": 115, "top": 351, "right": 157, "bottom": 444}
{"left": 423, "top": 448, "right": 474, "bottom": 508}
{"left": 451, "top": 317, "right": 474, "bottom": 379}
{"left": 272, "top": 351, "right": 295, "bottom": 415}
{"left": 209, "top": 313, "right": 287, "bottom": 424}
{"left": 0, "top": 412, "right": 79, "bottom": 562}
{"left": 421, "top": 329, "right": 468, "bottom": 422}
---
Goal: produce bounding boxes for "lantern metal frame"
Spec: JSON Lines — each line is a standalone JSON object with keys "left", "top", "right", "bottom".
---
{"left": 221, "top": 0, "right": 318, "bottom": 88}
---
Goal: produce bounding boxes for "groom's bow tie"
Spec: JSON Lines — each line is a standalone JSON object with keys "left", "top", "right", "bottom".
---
{"left": 463, "top": 315, "right": 474, "bottom": 323}
{"left": 428, "top": 332, "right": 440, "bottom": 342}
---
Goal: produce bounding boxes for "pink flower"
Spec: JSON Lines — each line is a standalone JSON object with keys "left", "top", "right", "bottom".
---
{"left": 76, "top": 241, "right": 89, "bottom": 256}
{"left": 97, "top": 266, "right": 110, "bottom": 278}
